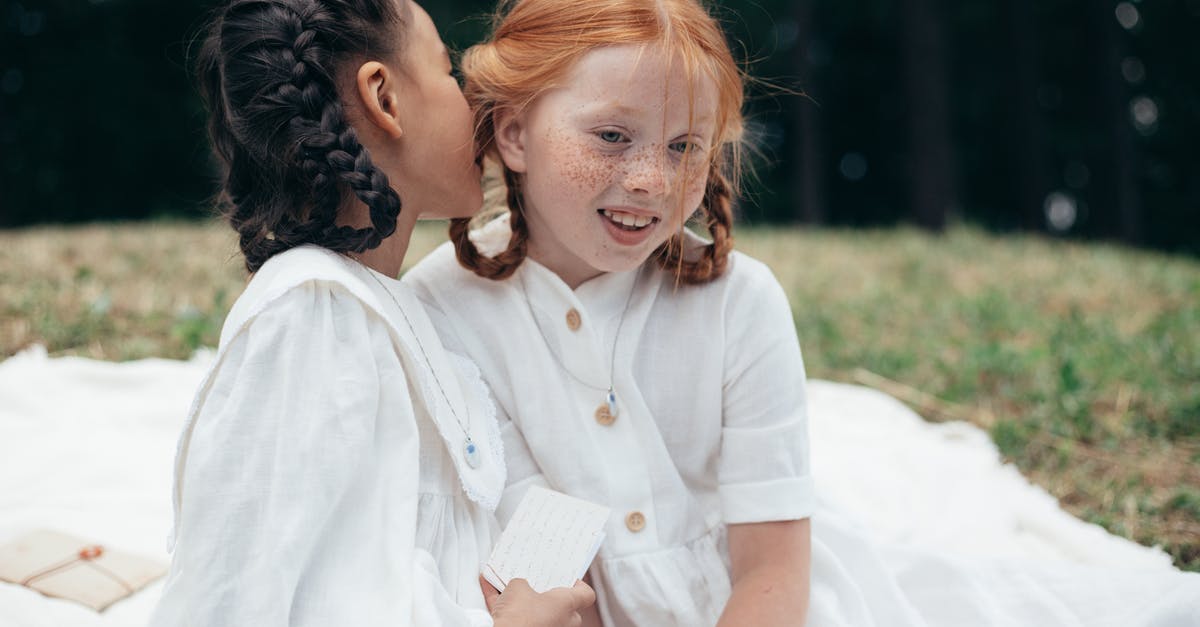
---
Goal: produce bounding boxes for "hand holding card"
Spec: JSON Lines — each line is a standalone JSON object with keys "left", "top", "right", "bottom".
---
{"left": 482, "top": 486, "right": 610, "bottom": 593}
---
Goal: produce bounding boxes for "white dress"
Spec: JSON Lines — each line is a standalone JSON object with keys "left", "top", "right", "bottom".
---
{"left": 404, "top": 223, "right": 1200, "bottom": 627}
{"left": 406, "top": 230, "right": 822, "bottom": 626}
{"left": 150, "top": 246, "right": 504, "bottom": 627}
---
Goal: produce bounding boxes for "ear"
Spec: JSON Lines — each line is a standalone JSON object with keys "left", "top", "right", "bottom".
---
{"left": 355, "top": 61, "right": 404, "bottom": 139}
{"left": 492, "top": 107, "right": 529, "bottom": 173}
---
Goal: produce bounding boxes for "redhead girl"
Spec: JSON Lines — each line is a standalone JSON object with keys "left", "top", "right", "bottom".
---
{"left": 405, "top": 2, "right": 1200, "bottom": 626}
{"left": 405, "top": 0, "right": 815, "bottom": 624}
{"left": 151, "top": 0, "right": 593, "bottom": 624}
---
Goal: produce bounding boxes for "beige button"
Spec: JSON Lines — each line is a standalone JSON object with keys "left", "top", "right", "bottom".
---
{"left": 565, "top": 308, "right": 582, "bottom": 331}
{"left": 625, "top": 511, "right": 646, "bottom": 532}
{"left": 594, "top": 404, "right": 616, "bottom": 426}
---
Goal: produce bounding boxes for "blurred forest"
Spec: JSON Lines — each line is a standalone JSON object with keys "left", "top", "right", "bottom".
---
{"left": 2, "top": 0, "right": 1197, "bottom": 255}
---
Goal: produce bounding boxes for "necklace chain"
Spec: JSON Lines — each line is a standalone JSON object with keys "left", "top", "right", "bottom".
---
{"left": 519, "top": 265, "right": 641, "bottom": 397}
{"left": 359, "top": 262, "right": 473, "bottom": 442}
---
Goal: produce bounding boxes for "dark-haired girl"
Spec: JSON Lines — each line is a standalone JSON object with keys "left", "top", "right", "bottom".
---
{"left": 150, "top": 1, "right": 593, "bottom": 624}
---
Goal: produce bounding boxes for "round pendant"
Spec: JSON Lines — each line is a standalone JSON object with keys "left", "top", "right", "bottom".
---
{"left": 463, "top": 438, "right": 482, "bottom": 469}
{"left": 594, "top": 404, "right": 616, "bottom": 426}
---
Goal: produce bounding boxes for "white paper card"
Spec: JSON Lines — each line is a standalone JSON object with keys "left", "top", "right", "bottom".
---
{"left": 482, "top": 486, "right": 611, "bottom": 593}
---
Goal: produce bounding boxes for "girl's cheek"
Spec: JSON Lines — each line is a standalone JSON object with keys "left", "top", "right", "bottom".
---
{"left": 674, "top": 160, "right": 709, "bottom": 203}
{"left": 546, "top": 129, "right": 619, "bottom": 192}
{"left": 562, "top": 150, "right": 620, "bottom": 192}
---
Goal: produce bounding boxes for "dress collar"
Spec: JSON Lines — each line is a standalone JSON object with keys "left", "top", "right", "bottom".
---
{"left": 354, "top": 260, "right": 506, "bottom": 511}
{"left": 518, "top": 255, "right": 641, "bottom": 324}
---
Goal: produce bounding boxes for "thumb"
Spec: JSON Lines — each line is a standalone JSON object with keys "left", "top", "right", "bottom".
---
{"left": 568, "top": 579, "right": 596, "bottom": 610}
{"left": 479, "top": 575, "right": 501, "bottom": 612}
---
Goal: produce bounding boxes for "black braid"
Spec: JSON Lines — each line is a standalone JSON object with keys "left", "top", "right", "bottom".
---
{"left": 197, "top": 0, "right": 406, "bottom": 272}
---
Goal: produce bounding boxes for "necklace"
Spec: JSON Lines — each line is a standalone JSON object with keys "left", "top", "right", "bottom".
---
{"left": 358, "top": 261, "right": 482, "bottom": 469}
{"left": 519, "top": 265, "right": 641, "bottom": 424}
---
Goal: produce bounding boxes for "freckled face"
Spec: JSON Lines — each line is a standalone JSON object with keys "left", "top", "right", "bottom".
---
{"left": 500, "top": 44, "right": 718, "bottom": 288}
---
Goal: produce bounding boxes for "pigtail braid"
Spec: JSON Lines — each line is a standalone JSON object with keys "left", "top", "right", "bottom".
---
{"left": 449, "top": 168, "right": 530, "bottom": 280}
{"left": 657, "top": 162, "right": 735, "bottom": 284}
{"left": 273, "top": 1, "right": 399, "bottom": 259}
{"left": 198, "top": 0, "right": 405, "bottom": 273}
{"left": 308, "top": 112, "right": 401, "bottom": 252}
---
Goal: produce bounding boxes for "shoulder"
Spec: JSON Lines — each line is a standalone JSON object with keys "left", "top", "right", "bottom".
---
{"left": 404, "top": 240, "right": 466, "bottom": 289}
{"left": 649, "top": 247, "right": 794, "bottom": 340}
{"left": 722, "top": 250, "right": 793, "bottom": 319}
{"left": 724, "top": 249, "right": 782, "bottom": 293}
{"left": 220, "top": 245, "right": 388, "bottom": 349}
{"left": 673, "top": 228, "right": 782, "bottom": 292}
{"left": 404, "top": 214, "right": 519, "bottom": 296}
{"left": 252, "top": 244, "right": 378, "bottom": 303}
{"left": 726, "top": 250, "right": 792, "bottom": 316}
{"left": 652, "top": 244, "right": 785, "bottom": 307}
{"left": 404, "top": 241, "right": 520, "bottom": 309}
{"left": 190, "top": 250, "right": 409, "bottom": 452}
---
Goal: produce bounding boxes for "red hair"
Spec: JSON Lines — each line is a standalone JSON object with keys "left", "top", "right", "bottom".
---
{"left": 449, "top": 0, "right": 743, "bottom": 283}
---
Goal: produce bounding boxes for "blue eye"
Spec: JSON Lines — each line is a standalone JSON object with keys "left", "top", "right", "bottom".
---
{"left": 598, "top": 130, "right": 627, "bottom": 144}
{"left": 669, "top": 141, "right": 692, "bottom": 154}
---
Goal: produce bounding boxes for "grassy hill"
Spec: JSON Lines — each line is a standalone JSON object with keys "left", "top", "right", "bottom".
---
{"left": 2, "top": 220, "right": 1197, "bottom": 569}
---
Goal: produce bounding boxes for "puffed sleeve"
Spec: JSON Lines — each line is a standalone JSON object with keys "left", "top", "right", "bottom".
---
{"left": 151, "top": 282, "right": 492, "bottom": 627}
{"left": 717, "top": 259, "right": 816, "bottom": 524}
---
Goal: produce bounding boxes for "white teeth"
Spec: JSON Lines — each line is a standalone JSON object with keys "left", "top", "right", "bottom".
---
{"left": 602, "top": 209, "right": 654, "bottom": 229}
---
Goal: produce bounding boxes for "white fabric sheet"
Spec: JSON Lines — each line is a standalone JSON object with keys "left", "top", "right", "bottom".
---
{"left": 2, "top": 281, "right": 1199, "bottom": 623}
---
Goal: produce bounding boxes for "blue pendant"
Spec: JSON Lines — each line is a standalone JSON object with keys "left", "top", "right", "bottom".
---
{"left": 606, "top": 390, "right": 619, "bottom": 419}
{"left": 463, "top": 438, "right": 482, "bottom": 469}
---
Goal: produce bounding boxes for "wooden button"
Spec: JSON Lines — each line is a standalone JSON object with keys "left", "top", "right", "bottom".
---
{"left": 594, "top": 404, "right": 616, "bottom": 426}
{"left": 565, "top": 308, "right": 582, "bottom": 331}
{"left": 625, "top": 511, "right": 646, "bottom": 532}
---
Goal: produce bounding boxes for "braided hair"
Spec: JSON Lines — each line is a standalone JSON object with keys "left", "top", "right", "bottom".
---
{"left": 655, "top": 161, "right": 736, "bottom": 284}
{"left": 198, "top": 0, "right": 407, "bottom": 272}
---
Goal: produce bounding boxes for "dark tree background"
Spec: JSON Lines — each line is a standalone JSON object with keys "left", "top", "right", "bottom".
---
{"left": 2, "top": 0, "right": 1197, "bottom": 255}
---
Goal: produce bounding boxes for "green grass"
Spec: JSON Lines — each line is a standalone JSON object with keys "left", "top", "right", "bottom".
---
{"left": 2, "top": 220, "right": 1198, "bottom": 570}
{"left": 737, "top": 226, "right": 1200, "bottom": 570}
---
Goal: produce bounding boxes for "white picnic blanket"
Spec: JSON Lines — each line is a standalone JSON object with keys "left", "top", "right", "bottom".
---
{"left": 1, "top": 346, "right": 1197, "bottom": 626}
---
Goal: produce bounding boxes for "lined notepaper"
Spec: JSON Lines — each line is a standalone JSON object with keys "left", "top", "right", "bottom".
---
{"left": 482, "top": 486, "right": 611, "bottom": 593}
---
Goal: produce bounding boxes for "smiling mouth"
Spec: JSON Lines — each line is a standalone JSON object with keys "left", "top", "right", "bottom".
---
{"left": 599, "top": 208, "right": 659, "bottom": 231}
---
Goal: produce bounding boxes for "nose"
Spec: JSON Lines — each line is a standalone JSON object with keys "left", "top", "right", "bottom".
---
{"left": 621, "top": 147, "right": 670, "bottom": 196}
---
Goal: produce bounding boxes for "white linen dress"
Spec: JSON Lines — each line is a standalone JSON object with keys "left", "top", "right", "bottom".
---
{"left": 150, "top": 245, "right": 505, "bottom": 627}
{"left": 405, "top": 227, "right": 832, "bottom": 626}
{"left": 404, "top": 220, "right": 1200, "bottom": 627}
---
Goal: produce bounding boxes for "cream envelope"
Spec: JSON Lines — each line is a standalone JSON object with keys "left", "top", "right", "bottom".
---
{"left": 0, "top": 529, "right": 165, "bottom": 611}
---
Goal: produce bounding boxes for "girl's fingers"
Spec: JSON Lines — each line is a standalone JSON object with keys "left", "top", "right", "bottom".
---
{"left": 537, "top": 581, "right": 594, "bottom": 613}
{"left": 506, "top": 578, "right": 532, "bottom": 593}
{"left": 570, "top": 580, "right": 597, "bottom": 609}
{"left": 479, "top": 575, "right": 501, "bottom": 612}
